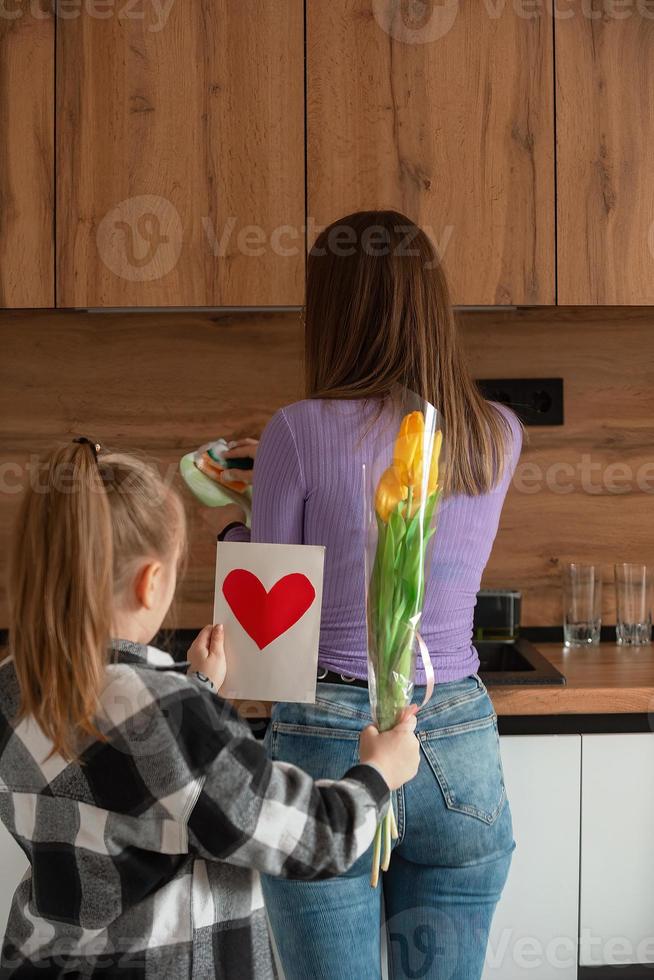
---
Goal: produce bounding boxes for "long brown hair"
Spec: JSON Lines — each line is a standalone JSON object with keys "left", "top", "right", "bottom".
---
{"left": 8, "top": 442, "right": 185, "bottom": 760}
{"left": 305, "top": 210, "right": 515, "bottom": 495}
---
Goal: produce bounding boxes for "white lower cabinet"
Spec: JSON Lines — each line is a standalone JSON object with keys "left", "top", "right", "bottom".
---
{"left": 579, "top": 733, "right": 654, "bottom": 967}
{"left": 483, "top": 736, "right": 581, "bottom": 980}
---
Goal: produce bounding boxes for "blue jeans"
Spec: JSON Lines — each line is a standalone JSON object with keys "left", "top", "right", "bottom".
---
{"left": 261, "top": 676, "right": 514, "bottom": 980}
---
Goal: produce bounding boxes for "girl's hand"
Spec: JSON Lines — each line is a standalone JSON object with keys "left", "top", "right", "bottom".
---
{"left": 358, "top": 706, "right": 420, "bottom": 791}
{"left": 221, "top": 438, "right": 258, "bottom": 486}
{"left": 188, "top": 624, "right": 227, "bottom": 691}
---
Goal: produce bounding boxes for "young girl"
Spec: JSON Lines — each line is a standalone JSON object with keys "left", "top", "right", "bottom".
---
{"left": 0, "top": 439, "right": 419, "bottom": 979}
{"left": 216, "top": 211, "right": 522, "bottom": 980}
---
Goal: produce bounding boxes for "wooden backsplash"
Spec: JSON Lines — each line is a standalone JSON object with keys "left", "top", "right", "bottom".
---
{"left": 0, "top": 310, "right": 303, "bottom": 628}
{"left": 1, "top": 306, "right": 653, "bottom": 628}
{"left": 462, "top": 307, "right": 654, "bottom": 624}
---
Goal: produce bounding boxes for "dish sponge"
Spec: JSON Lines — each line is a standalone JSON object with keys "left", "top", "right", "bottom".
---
{"left": 179, "top": 439, "right": 253, "bottom": 521}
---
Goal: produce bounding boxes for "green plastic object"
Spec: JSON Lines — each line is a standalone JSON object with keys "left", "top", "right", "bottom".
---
{"left": 179, "top": 453, "right": 252, "bottom": 525}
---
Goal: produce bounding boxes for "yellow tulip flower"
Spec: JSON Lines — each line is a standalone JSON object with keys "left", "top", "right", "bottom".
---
{"left": 392, "top": 411, "right": 424, "bottom": 485}
{"left": 427, "top": 430, "right": 444, "bottom": 495}
{"left": 375, "top": 464, "right": 408, "bottom": 523}
{"left": 375, "top": 413, "right": 443, "bottom": 521}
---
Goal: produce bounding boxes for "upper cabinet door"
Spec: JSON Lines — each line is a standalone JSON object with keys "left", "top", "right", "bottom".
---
{"left": 557, "top": 8, "right": 654, "bottom": 304}
{"left": 0, "top": 4, "right": 54, "bottom": 308}
{"left": 307, "top": 1, "right": 555, "bottom": 306}
{"left": 57, "top": 2, "right": 304, "bottom": 308}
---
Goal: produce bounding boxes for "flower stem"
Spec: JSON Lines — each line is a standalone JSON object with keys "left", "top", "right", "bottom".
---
{"left": 381, "top": 810, "right": 392, "bottom": 871}
{"left": 370, "top": 822, "right": 382, "bottom": 888}
{"left": 389, "top": 803, "right": 399, "bottom": 840}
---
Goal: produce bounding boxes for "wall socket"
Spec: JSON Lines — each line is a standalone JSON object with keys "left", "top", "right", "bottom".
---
{"left": 476, "top": 378, "right": 564, "bottom": 426}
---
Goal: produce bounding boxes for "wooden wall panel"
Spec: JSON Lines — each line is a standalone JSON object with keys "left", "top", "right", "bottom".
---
{"left": 461, "top": 307, "right": 654, "bottom": 625}
{"left": 2, "top": 308, "right": 653, "bottom": 629}
{"left": 308, "top": 0, "right": 555, "bottom": 305}
{"left": 557, "top": 6, "right": 654, "bottom": 304}
{"left": 57, "top": 1, "right": 304, "bottom": 307}
{"left": 0, "top": 311, "right": 303, "bottom": 626}
{"left": 0, "top": 3, "right": 54, "bottom": 308}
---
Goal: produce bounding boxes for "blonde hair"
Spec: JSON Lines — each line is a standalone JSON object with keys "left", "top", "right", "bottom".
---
{"left": 8, "top": 441, "right": 186, "bottom": 760}
{"left": 305, "top": 210, "right": 515, "bottom": 495}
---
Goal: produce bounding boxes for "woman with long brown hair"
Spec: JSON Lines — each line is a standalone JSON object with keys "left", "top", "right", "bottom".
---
{"left": 219, "top": 210, "right": 521, "bottom": 979}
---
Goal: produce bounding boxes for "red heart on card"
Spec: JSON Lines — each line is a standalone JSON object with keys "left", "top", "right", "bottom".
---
{"left": 222, "top": 569, "right": 316, "bottom": 650}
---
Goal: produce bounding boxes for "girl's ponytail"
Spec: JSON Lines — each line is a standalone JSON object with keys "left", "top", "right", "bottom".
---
{"left": 9, "top": 441, "right": 114, "bottom": 760}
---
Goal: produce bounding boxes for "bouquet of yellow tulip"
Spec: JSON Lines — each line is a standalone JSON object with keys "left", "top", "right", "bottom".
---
{"left": 364, "top": 402, "right": 443, "bottom": 887}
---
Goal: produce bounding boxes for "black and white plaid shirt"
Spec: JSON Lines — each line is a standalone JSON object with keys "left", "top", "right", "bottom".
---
{"left": 0, "top": 640, "right": 389, "bottom": 978}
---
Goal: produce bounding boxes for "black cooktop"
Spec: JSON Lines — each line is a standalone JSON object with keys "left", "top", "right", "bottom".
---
{"left": 477, "top": 638, "right": 566, "bottom": 686}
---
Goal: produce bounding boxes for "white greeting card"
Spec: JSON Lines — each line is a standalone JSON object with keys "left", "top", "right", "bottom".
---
{"left": 213, "top": 541, "right": 325, "bottom": 703}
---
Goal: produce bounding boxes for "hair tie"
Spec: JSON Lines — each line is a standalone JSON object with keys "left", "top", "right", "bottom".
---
{"left": 73, "top": 436, "right": 101, "bottom": 458}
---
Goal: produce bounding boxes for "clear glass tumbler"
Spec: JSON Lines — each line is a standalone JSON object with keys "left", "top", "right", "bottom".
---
{"left": 614, "top": 563, "right": 652, "bottom": 646}
{"left": 562, "top": 563, "right": 602, "bottom": 647}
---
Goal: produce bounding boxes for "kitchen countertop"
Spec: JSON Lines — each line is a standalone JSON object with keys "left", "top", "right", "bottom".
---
{"left": 236, "top": 643, "right": 654, "bottom": 726}
{"left": 2, "top": 632, "right": 651, "bottom": 720}
{"left": 490, "top": 643, "right": 654, "bottom": 716}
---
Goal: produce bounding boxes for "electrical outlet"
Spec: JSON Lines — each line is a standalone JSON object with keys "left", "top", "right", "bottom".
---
{"left": 476, "top": 378, "right": 564, "bottom": 426}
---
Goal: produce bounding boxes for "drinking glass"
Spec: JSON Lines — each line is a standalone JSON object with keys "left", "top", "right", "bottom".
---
{"left": 614, "top": 563, "right": 652, "bottom": 646}
{"left": 562, "top": 563, "right": 602, "bottom": 647}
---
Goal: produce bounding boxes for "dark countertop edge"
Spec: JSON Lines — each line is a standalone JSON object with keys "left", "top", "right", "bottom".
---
{"left": 498, "top": 713, "right": 653, "bottom": 736}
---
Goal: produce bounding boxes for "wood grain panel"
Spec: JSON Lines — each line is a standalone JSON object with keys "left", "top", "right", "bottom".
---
{"left": 556, "top": 4, "right": 654, "bottom": 303}
{"left": 460, "top": 306, "right": 654, "bottom": 626}
{"left": 0, "top": 3, "right": 53, "bottom": 307}
{"left": 57, "top": 1, "right": 304, "bottom": 307}
{"left": 0, "top": 311, "right": 303, "bottom": 626}
{"left": 308, "top": 0, "right": 555, "bottom": 305}
{"left": 2, "top": 307, "right": 653, "bottom": 631}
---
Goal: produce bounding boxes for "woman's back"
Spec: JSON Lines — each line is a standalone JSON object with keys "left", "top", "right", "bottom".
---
{"left": 242, "top": 211, "right": 519, "bottom": 980}
{"left": 250, "top": 397, "right": 522, "bottom": 684}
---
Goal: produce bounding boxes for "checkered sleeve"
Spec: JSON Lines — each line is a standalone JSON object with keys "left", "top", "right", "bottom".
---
{"left": 186, "top": 724, "right": 389, "bottom": 880}
{"left": 103, "top": 668, "right": 388, "bottom": 881}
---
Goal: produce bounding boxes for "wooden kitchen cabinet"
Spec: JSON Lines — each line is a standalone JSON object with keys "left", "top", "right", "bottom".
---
{"left": 483, "top": 736, "right": 581, "bottom": 980}
{"left": 56, "top": 1, "right": 304, "bottom": 308}
{"left": 0, "top": 3, "right": 54, "bottom": 308}
{"left": 307, "top": 0, "right": 555, "bottom": 306}
{"left": 556, "top": 8, "right": 654, "bottom": 304}
{"left": 579, "top": 734, "right": 654, "bottom": 967}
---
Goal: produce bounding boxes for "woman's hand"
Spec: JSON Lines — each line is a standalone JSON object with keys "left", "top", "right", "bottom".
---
{"left": 221, "top": 438, "right": 258, "bottom": 486}
{"left": 197, "top": 437, "right": 257, "bottom": 536}
{"left": 188, "top": 624, "right": 227, "bottom": 691}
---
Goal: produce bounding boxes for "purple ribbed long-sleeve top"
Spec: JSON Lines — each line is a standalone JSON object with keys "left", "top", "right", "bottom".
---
{"left": 226, "top": 398, "right": 522, "bottom": 684}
